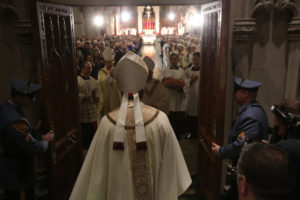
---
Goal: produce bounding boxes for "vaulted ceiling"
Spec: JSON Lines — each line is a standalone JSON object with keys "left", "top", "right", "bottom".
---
{"left": 49, "top": 0, "right": 213, "bottom": 6}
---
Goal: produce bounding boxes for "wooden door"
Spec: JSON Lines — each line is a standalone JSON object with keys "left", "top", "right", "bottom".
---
{"left": 197, "top": 1, "right": 229, "bottom": 199}
{"left": 31, "top": 2, "right": 82, "bottom": 200}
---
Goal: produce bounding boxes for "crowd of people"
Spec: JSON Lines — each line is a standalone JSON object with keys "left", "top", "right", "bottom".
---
{"left": 155, "top": 34, "right": 201, "bottom": 70}
{"left": 0, "top": 32, "right": 299, "bottom": 200}
{"left": 75, "top": 33, "right": 300, "bottom": 200}
{"left": 70, "top": 51, "right": 192, "bottom": 200}
{"left": 75, "top": 33, "right": 203, "bottom": 148}
{"left": 75, "top": 35, "right": 143, "bottom": 78}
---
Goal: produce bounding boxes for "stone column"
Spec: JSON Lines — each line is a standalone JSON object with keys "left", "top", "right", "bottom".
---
{"left": 116, "top": 7, "right": 121, "bottom": 35}
{"left": 285, "top": 17, "right": 300, "bottom": 98}
{"left": 232, "top": 18, "right": 256, "bottom": 78}
{"left": 73, "top": 7, "right": 84, "bottom": 36}
{"left": 153, "top": 6, "right": 160, "bottom": 34}
{"left": 137, "top": 6, "right": 143, "bottom": 34}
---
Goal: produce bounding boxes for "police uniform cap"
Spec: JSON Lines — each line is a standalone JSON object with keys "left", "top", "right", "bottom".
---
{"left": 11, "top": 78, "right": 41, "bottom": 96}
{"left": 234, "top": 77, "right": 262, "bottom": 91}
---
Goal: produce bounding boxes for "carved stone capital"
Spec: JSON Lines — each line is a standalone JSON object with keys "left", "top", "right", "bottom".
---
{"left": 15, "top": 20, "right": 33, "bottom": 44}
{"left": 252, "top": 0, "right": 273, "bottom": 17}
{"left": 274, "top": 0, "right": 298, "bottom": 17}
{"left": 0, "top": 2, "right": 19, "bottom": 19}
{"left": 233, "top": 18, "right": 257, "bottom": 42}
{"left": 288, "top": 17, "right": 300, "bottom": 41}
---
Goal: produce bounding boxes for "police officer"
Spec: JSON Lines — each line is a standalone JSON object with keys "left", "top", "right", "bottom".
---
{"left": 211, "top": 77, "right": 269, "bottom": 160}
{"left": 0, "top": 78, "right": 54, "bottom": 200}
{"left": 211, "top": 77, "right": 269, "bottom": 199}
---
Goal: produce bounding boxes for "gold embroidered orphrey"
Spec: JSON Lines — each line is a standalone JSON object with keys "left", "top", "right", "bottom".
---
{"left": 107, "top": 110, "right": 159, "bottom": 199}
{"left": 126, "top": 128, "right": 152, "bottom": 200}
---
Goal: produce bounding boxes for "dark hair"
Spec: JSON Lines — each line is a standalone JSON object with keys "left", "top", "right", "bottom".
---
{"left": 170, "top": 53, "right": 178, "bottom": 58}
{"left": 277, "top": 99, "right": 300, "bottom": 139}
{"left": 234, "top": 84, "right": 259, "bottom": 93}
{"left": 193, "top": 52, "right": 200, "bottom": 57}
{"left": 237, "top": 143, "right": 295, "bottom": 200}
{"left": 79, "top": 61, "right": 91, "bottom": 72}
{"left": 278, "top": 99, "right": 300, "bottom": 117}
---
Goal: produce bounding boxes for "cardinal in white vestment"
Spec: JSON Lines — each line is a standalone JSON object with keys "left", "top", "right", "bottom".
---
{"left": 70, "top": 51, "right": 191, "bottom": 200}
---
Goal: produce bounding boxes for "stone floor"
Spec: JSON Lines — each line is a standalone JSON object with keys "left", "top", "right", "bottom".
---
{"left": 179, "top": 175, "right": 205, "bottom": 200}
{"left": 178, "top": 139, "right": 202, "bottom": 200}
{"left": 141, "top": 44, "right": 205, "bottom": 200}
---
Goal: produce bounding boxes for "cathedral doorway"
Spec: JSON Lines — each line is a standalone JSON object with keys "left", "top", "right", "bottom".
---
{"left": 28, "top": 1, "right": 230, "bottom": 199}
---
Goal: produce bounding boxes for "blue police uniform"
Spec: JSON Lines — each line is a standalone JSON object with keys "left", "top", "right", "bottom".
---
{"left": 219, "top": 101, "right": 269, "bottom": 159}
{"left": 0, "top": 78, "right": 48, "bottom": 191}
{"left": 219, "top": 77, "right": 269, "bottom": 161}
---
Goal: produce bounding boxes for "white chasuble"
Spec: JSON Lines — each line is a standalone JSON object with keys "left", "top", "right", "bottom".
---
{"left": 70, "top": 105, "right": 191, "bottom": 200}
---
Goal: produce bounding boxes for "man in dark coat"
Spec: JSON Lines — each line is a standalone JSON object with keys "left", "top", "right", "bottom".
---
{"left": 0, "top": 78, "right": 54, "bottom": 200}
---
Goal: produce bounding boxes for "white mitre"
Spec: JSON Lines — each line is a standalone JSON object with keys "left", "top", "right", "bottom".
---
{"left": 102, "top": 47, "right": 113, "bottom": 61}
{"left": 113, "top": 51, "right": 149, "bottom": 150}
{"left": 115, "top": 51, "right": 148, "bottom": 93}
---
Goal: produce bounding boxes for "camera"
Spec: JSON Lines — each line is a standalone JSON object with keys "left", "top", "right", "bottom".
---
{"left": 270, "top": 105, "right": 300, "bottom": 130}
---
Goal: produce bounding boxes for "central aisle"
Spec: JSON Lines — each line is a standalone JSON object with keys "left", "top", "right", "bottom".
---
{"left": 139, "top": 42, "right": 203, "bottom": 200}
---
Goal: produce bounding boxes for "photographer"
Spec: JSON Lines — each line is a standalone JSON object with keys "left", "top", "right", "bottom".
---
{"left": 269, "top": 99, "right": 300, "bottom": 199}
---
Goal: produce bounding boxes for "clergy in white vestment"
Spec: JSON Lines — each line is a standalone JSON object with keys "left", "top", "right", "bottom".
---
{"left": 70, "top": 51, "right": 191, "bottom": 200}
{"left": 162, "top": 41, "right": 169, "bottom": 69}
{"left": 185, "top": 52, "right": 201, "bottom": 139}
{"left": 141, "top": 56, "right": 169, "bottom": 115}
{"left": 77, "top": 61, "right": 100, "bottom": 150}
{"left": 162, "top": 53, "right": 187, "bottom": 138}
{"left": 177, "top": 44, "right": 188, "bottom": 69}
{"left": 97, "top": 48, "right": 122, "bottom": 118}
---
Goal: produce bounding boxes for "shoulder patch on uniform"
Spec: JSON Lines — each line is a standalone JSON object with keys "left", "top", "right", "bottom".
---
{"left": 237, "top": 131, "right": 246, "bottom": 142}
{"left": 26, "top": 133, "right": 31, "bottom": 142}
{"left": 12, "top": 121, "right": 28, "bottom": 134}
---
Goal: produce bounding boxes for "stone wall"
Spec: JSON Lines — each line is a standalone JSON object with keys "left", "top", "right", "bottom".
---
{"left": 73, "top": 6, "right": 117, "bottom": 37}
{"left": 0, "top": 0, "right": 40, "bottom": 123}
{"left": 231, "top": 0, "right": 300, "bottom": 125}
